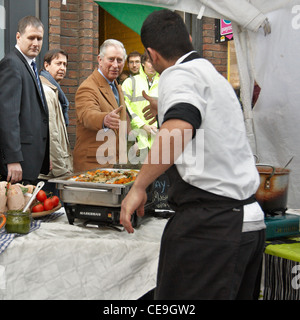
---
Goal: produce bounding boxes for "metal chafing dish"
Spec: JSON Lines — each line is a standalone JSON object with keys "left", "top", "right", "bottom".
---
{"left": 49, "top": 168, "right": 138, "bottom": 207}
{"left": 49, "top": 168, "right": 155, "bottom": 230}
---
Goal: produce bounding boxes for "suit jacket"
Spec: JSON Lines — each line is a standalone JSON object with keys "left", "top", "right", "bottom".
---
{"left": 73, "top": 69, "right": 127, "bottom": 172}
{"left": 0, "top": 48, "right": 50, "bottom": 181}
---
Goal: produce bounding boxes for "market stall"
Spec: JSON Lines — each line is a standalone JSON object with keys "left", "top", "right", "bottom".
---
{"left": 1, "top": 0, "right": 299, "bottom": 301}
{"left": 93, "top": 0, "right": 300, "bottom": 300}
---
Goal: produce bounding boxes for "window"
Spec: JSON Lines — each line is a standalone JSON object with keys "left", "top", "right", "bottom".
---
{"left": 0, "top": 0, "right": 5, "bottom": 60}
{"left": 1, "top": 0, "right": 48, "bottom": 68}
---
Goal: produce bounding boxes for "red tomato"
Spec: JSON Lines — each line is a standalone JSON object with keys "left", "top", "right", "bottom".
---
{"left": 51, "top": 195, "right": 60, "bottom": 207}
{"left": 36, "top": 190, "right": 47, "bottom": 202}
{"left": 32, "top": 203, "right": 44, "bottom": 212}
{"left": 43, "top": 198, "right": 54, "bottom": 211}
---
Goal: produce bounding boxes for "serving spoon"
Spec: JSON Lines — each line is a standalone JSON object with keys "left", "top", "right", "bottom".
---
{"left": 22, "top": 181, "right": 45, "bottom": 213}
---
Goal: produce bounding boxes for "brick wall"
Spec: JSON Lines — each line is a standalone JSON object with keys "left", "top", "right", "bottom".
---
{"left": 202, "top": 17, "right": 228, "bottom": 78}
{"left": 48, "top": 0, "right": 99, "bottom": 148}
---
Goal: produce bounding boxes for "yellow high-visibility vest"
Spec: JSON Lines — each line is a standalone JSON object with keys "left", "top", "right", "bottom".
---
{"left": 122, "top": 66, "right": 159, "bottom": 149}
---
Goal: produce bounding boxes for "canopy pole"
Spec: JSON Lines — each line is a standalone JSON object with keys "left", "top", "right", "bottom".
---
{"left": 231, "top": 22, "right": 257, "bottom": 154}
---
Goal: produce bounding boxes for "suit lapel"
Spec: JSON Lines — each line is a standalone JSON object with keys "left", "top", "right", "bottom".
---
{"left": 93, "top": 69, "right": 118, "bottom": 110}
{"left": 14, "top": 48, "right": 48, "bottom": 115}
{"left": 92, "top": 70, "right": 127, "bottom": 134}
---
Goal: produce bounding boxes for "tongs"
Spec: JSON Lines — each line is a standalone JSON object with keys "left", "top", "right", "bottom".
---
{"left": 22, "top": 181, "right": 45, "bottom": 212}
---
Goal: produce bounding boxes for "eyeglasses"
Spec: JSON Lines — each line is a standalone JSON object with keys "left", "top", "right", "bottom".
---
{"left": 128, "top": 60, "right": 141, "bottom": 65}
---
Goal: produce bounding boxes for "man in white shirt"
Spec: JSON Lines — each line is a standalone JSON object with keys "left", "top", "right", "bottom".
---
{"left": 120, "top": 10, "right": 265, "bottom": 300}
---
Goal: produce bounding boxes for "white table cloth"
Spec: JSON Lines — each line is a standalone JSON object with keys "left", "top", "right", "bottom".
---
{"left": 0, "top": 210, "right": 167, "bottom": 300}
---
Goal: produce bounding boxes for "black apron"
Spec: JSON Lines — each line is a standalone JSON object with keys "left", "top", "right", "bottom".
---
{"left": 155, "top": 165, "right": 256, "bottom": 300}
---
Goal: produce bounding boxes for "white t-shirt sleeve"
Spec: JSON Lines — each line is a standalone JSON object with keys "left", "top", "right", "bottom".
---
{"left": 158, "top": 66, "right": 208, "bottom": 126}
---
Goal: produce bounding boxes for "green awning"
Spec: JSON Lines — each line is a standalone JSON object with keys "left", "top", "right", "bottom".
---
{"left": 94, "top": 1, "right": 163, "bottom": 35}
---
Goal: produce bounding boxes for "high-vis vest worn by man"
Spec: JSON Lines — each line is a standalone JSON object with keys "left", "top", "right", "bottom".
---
{"left": 122, "top": 64, "right": 159, "bottom": 150}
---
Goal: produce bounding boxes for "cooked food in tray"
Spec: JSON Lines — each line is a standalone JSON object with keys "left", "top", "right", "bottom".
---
{"left": 69, "top": 169, "right": 138, "bottom": 184}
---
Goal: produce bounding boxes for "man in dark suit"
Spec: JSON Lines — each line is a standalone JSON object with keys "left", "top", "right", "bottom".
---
{"left": 0, "top": 16, "right": 49, "bottom": 184}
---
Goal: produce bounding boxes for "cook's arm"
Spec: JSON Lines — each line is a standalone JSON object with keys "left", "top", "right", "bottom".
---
{"left": 120, "top": 118, "right": 193, "bottom": 233}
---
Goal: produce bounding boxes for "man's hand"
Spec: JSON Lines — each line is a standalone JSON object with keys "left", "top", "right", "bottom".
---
{"left": 142, "top": 124, "right": 158, "bottom": 135}
{"left": 120, "top": 185, "right": 148, "bottom": 233}
{"left": 142, "top": 91, "right": 158, "bottom": 125}
{"left": 104, "top": 106, "right": 123, "bottom": 129}
{"left": 7, "top": 162, "right": 22, "bottom": 183}
{"left": 121, "top": 118, "right": 193, "bottom": 233}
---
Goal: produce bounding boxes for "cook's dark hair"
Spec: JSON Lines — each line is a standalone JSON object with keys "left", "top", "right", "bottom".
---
{"left": 43, "top": 49, "right": 68, "bottom": 67}
{"left": 17, "top": 16, "right": 44, "bottom": 34}
{"left": 141, "top": 9, "right": 194, "bottom": 61}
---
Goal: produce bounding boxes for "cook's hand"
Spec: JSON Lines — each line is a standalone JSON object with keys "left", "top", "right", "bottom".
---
{"left": 7, "top": 162, "right": 22, "bottom": 183}
{"left": 104, "top": 106, "right": 123, "bottom": 129}
{"left": 142, "top": 91, "right": 158, "bottom": 125}
{"left": 120, "top": 186, "right": 147, "bottom": 233}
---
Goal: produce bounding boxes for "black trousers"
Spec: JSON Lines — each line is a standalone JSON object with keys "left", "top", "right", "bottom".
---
{"left": 154, "top": 204, "right": 265, "bottom": 300}
{"left": 233, "top": 229, "right": 265, "bottom": 299}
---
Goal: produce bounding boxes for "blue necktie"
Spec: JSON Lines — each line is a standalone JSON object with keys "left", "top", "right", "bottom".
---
{"left": 110, "top": 82, "right": 119, "bottom": 105}
{"left": 31, "top": 60, "right": 44, "bottom": 105}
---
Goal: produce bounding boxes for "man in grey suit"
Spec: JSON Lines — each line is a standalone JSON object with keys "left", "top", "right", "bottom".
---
{"left": 0, "top": 16, "right": 49, "bottom": 184}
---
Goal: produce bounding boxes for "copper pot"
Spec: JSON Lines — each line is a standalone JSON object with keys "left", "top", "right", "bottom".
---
{"left": 255, "top": 164, "right": 290, "bottom": 213}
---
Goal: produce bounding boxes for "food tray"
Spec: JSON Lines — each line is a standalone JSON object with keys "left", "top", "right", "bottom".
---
{"left": 48, "top": 169, "right": 139, "bottom": 207}
{"left": 49, "top": 168, "right": 138, "bottom": 188}
{"left": 31, "top": 203, "right": 62, "bottom": 218}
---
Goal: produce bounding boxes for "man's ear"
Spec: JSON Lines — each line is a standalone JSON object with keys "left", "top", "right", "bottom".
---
{"left": 44, "top": 61, "right": 49, "bottom": 71}
{"left": 147, "top": 48, "right": 159, "bottom": 64}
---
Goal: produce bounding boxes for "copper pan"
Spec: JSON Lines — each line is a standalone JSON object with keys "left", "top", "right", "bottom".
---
{"left": 255, "top": 164, "right": 290, "bottom": 213}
